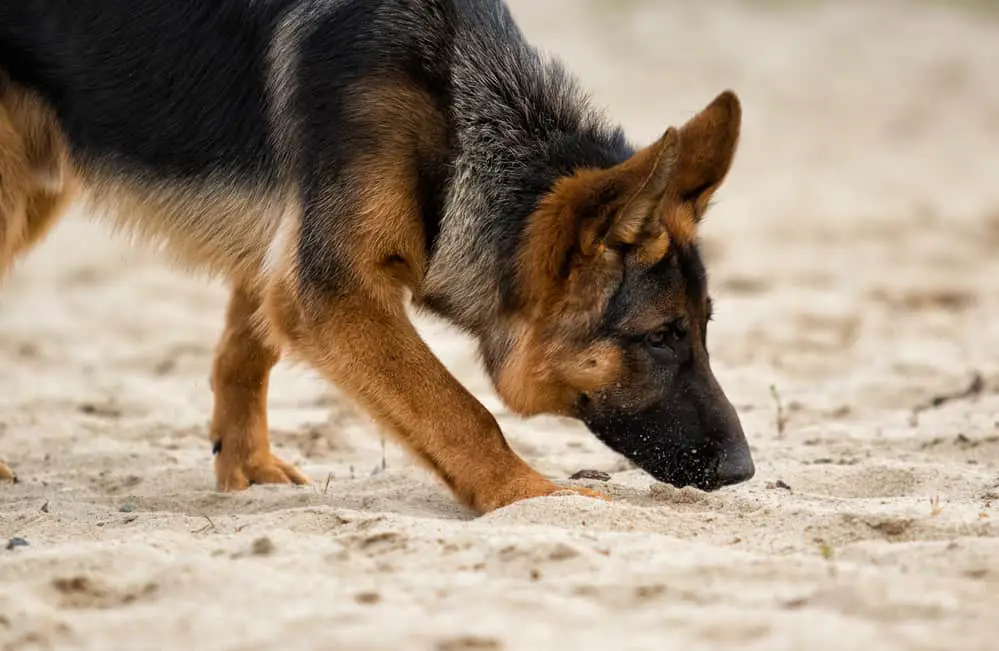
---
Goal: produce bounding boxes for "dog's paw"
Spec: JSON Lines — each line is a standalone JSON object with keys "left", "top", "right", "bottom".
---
{"left": 0, "top": 461, "right": 15, "bottom": 483}
{"left": 214, "top": 451, "right": 309, "bottom": 491}
{"left": 551, "top": 486, "right": 611, "bottom": 502}
{"left": 478, "top": 474, "right": 611, "bottom": 512}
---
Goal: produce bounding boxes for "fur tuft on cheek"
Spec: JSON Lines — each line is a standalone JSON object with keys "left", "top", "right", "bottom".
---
{"left": 558, "top": 343, "right": 623, "bottom": 395}
{"left": 492, "top": 321, "right": 561, "bottom": 416}
{"left": 491, "top": 315, "right": 625, "bottom": 418}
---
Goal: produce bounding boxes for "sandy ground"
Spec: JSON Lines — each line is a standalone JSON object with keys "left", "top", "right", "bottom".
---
{"left": 2, "top": 1, "right": 999, "bottom": 649}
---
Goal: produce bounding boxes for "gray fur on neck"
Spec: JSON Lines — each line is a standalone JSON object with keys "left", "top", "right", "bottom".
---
{"left": 422, "top": 0, "right": 629, "bottom": 344}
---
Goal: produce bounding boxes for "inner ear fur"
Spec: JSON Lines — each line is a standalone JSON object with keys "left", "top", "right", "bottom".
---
{"left": 520, "top": 129, "right": 678, "bottom": 300}
{"left": 598, "top": 127, "right": 678, "bottom": 252}
{"left": 567, "top": 127, "right": 679, "bottom": 263}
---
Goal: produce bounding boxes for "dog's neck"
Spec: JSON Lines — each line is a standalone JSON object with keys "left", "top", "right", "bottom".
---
{"left": 420, "top": 17, "right": 631, "bottom": 353}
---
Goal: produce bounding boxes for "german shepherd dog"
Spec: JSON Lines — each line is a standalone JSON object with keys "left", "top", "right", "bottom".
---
{"left": 0, "top": 0, "right": 755, "bottom": 512}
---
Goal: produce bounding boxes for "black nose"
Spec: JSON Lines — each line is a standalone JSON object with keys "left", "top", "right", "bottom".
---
{"left": 715, "top": 448, "right": 755, "bottom": 487}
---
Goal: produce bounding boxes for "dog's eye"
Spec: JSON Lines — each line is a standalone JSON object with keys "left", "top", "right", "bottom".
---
{"left": 645, "top": 331, "right": 668, "bottom": 348}
{"left": 645, "top": 319, "right": 688, "bottom": 349}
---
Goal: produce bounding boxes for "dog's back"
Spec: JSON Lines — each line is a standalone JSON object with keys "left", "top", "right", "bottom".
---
{"left": 0, "top": 1, "right": 302, "bottom": 280}
{"left": 0, "top": 0, "right": 292, "bottom": 179}
{"left": 0, "top": 0, "right": 462, "bottom": 282}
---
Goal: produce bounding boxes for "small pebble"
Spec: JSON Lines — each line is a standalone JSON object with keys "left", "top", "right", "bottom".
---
{"left": 569, "top": 469, "right": 612, "bottom": 482}
{"left": 6, "top": 537, "right": 29, "bottom": 551}
{"left": 355, "top": 591, "right": 382, "bottom": 605}
{"left": 252, "top": 537, "right": 276, "bottom": 556}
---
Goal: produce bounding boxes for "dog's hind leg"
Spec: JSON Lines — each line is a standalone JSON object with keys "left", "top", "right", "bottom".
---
{"left": 0, "top": 78, "right": 73, "bottom": 277}
{"left": 0, "top": 79, "right": 74, "bottom": 484}
{"left": 209, "top": 283, "right": 309, "bottom": 490}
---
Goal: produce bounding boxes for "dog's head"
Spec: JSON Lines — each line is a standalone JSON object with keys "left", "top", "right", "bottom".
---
{"left": 494, "top": 90, "right": 752, "bottom": 491}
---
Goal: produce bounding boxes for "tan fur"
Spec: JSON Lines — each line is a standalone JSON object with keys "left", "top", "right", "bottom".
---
{"left": 336, "top": 80, "right": 458, "bottom": 299}
{"left": 343, "top": 82, "right": 441, "bottom": 296}
{"left": 83, "top": 175, "right": 293, "bottom": 285}
{"left": 496, "top": 320, "right": 624, "bottom": 417}
{"left": 663, "top": 202, "right": 698, "bottom": 247}
{"left": 0, "top": 76, "right": 75, "bottom": 277}
{"left": 656, "top": 90, "right": 741, "bottom": 246}
{"left": 0, "top": 81, "right": 72, "bottom": 483}
{"left": 264, "top": 274, "right": 606, "bottom": 512}
{"left": 210, "top": 285, "right": 307, "bottom": 489}
{"left": 671, "top": 90, "right": 742, "bottom": 216}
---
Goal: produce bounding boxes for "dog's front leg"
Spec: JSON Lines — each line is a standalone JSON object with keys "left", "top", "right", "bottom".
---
{"left": 265, "top": 280, "right": 606, "bottom": 514}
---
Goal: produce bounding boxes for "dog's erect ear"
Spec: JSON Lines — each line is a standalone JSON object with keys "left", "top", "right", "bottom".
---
{"left": 519, "top": 95, "right": 741, "bottom": 302}
{"left": 575, "top": 127, "right": 679, "bottom": 261}
{"left": 672, "top": 90, "right": 742, "bottom": 214}
{"left": 591, "top": 90, "right": 742, "bottom": 252}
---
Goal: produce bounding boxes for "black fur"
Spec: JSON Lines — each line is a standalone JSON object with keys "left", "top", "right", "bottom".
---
{"left": 293, "top": 0, "right": 458, "bottom": 295}
{"left": 0, "top": 0, "right": 295, "bottom": 179}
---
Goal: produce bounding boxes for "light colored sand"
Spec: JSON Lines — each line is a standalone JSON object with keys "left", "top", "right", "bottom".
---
{"left": 2, "top": 1, "right": 998, "bottom": 649}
